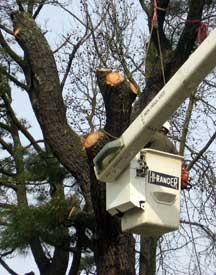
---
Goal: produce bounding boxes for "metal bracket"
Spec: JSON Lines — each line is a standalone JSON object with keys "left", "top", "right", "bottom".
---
{"left": 139, "top": 200, "right": 145, "bottom": 210}
{"left": 136, "top": 151, "right": 148, "bottom": 177}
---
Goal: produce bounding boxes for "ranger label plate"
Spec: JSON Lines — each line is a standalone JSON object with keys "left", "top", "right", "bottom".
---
{"left": 148, "top": 170, "right": 179, "bottom": 190}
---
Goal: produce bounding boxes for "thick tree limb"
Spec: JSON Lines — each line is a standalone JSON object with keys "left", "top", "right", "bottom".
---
{"left": 30, "top": 237, "right": 51, "bottom": 274}
{"left": 16, "top": 0, "right": 25, "bottom": 11}
{"left": 84, "top": 68, "right": 136, "bottom": 275}
{"left": 139, "top": 0, "right": 150, "bottom": 18}
{"left": 179, "top": 90, "right": 197, "bottom": 155}
{"left": 0, "top": 24, "right": 14, "bottom": 35}
{"left": 175, "top": 0, "right": 207, "bottom": 64}
{"left": 68, "top": 227, "right": 93, "bottom": 275}
{"left": 28, "top": 0, "right": 34, "bottom": 14}
{"left": 139, "top": 236, "right": 158, "bottom": 275}
{"left": 49, "top": 238, "right": 70, "bottom": 275}
{"left": 132, "top": 0, "right": 208, "bottom": 119}
{"left": 96, "top": 69, "right": 137, "bottom": 137}
{"left": 0, "top": 179, "right": 17, "bottom": 190}
{"left": 151, "top": 0, "right": 171, "bottom": 53}
{"left": 33, "top": 0, "right": 47, "bottom": 19}
{"left": 84, "top": 130, "right": 105, "bottom": 149}
{"left": 11, "top": 12, "right": 91, "bottom": 208}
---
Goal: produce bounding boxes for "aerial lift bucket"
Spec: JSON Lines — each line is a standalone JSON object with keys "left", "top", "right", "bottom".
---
{"left": 106, "top": 149, "right": 183, "bottom": 236}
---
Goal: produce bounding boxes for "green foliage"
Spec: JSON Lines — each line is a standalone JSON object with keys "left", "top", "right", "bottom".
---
{"left": 0, "top": 206, "right": 36, "bottom": 251}
{"left": 24, "top": 151, "right": 50, "bottom": 181}
{"left": 0, "top": 197, "right": 70, "bottom": 251}
{"left": 24, "top": 151, "right": 68, "bottom": 182}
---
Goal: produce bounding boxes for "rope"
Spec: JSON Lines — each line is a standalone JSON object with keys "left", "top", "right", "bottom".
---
{"left": 152, "top": 0, "right": 158, "bottom": 28}
{"left": 148, "top": 1, "right": 208, "bottom": 85}
{"left": 144, "top": 0, "right": 156, "bottom": 61}
{"left": 156, "top": 28, "right": 166, "bottom": 85}
{"left": 177, "top": 16, "right": 208, "bottom": 43}
{"left": 183, "top": 191, "right": 202, "bottom": 275}
{"left": 151, "top": 0, "right": 166, "bottom": 85}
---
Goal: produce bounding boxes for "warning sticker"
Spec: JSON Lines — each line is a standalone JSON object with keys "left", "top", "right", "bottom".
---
{"left": 148, "top": 170, "right": 179, "bottom": 190}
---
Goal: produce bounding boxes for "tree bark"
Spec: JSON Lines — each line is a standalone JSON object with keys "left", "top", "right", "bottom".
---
{"left": 87, "top": 69, "right": 137, "bottom": 274}
{"left": 139, "top": 236, "right": 158, "bottom": 275}
{"left": 11, "top": 12, "right": 137, "bottom": 275}
{"left": 11, "top": 11, "right": 92, "bottom": 210}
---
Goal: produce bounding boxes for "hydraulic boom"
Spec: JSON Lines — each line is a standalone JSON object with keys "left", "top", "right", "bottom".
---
{"left": 94, "top": 27, "right": 216, "bottom": 182}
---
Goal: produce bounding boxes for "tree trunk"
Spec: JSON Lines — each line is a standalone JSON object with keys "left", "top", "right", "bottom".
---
{"left": 86, "top": 69, "right": 137, "bottom": 274}
{"left": 139, "top": 236, "right": 158, "bottom": 275}
{"left": 11, "top": 12, "right": 137, "bottom": 275}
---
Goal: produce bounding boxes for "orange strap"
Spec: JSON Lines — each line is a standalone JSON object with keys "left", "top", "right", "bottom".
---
{"left": 152, "top": 0, "right": 158, "bottom": 27}
{"left": 181, "top": 163, "right": 191, "bottom": 190}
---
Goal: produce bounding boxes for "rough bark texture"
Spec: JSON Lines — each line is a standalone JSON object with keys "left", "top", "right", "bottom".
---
{"left": 11, "top": 12, "right": 91, "bottom": 209}
{"left": 96, "top": 69, "right": 137, "bottom": 136}
{"left": 139, "top": 236, "right": 158, "bottom": 275}
{"left": 11, "top": 12, "right": 137, "bottom": 275}
{"left": 87, "top": 69, "right": 137, "bottom": 274}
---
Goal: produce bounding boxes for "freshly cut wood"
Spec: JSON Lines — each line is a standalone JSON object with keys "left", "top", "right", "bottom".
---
{"left": 14, "top": 27, "right": 22, "bottom": 36}
{"left": 84, "top": 130, "right": 105, "bottom": 148}
{"left": 129, "top": 82, "right": 138, "bottom": 94}
{"left": 106, "top": 72, "right": 125, "bottom": 86}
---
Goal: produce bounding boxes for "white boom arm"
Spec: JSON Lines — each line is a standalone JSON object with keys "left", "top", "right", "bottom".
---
{"left": 94, "top": 27, "right": 216, "bottom": 182}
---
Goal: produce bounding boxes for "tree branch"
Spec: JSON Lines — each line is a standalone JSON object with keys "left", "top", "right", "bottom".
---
{"left": 96, "top": 69, "right": 137, "bottom": 136}
{"left": 151, "top": 0, "right": 171, "bottom": 52}
{"left": 60, "top": 32, "right": 90, "bottom": 91}
{"left": 2, "top": 94, "right": 43, "bottom": 154}
{"left": 0, "top": 137, "right": 14, "bottom": 156}
{"left": 139, "top": 0, "right": 151, "bottom": 18}
{"left": 33, "top": 0, "right": 47, "bottom": 19}
{"left": 179, "top": 90, "right": 197, "bottom": 155}
{"left": 0, "top": 203, "right": 16, "bottom": 209}
{"left": 0, "top": 179, "right": 17, "bottom": 190}
{"left": 16, "top": 0, "right": 25, "bottom": 12}
{"left": 0, "top": 30, "right": 25, "bottom": 71}
{"left": 0, "top": 24, "right": 14, "bottom": 35}
{"left": 188, "top": 130, "right": 216, "bottom": 170}
{"left": 175, "top": 0, "right": 206, "bottom": 63}
{"left": 181, "top": 219, "right": 216, "bottom": 241}
{"left": 0, "top": 66, "right": 28, "bottom": 91}
{"left": 30, "top": 237, "right": 51, "bottom": 273}
{"left": 28, "top": 0, "right": 35, "bottom": 14}
{"left": 0, "top": 257, "right": 19, "bottom": 275}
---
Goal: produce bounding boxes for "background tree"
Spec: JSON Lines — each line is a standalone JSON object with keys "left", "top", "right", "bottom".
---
{"left": 0, "top": 0, "right": 216, "bottom": 275}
